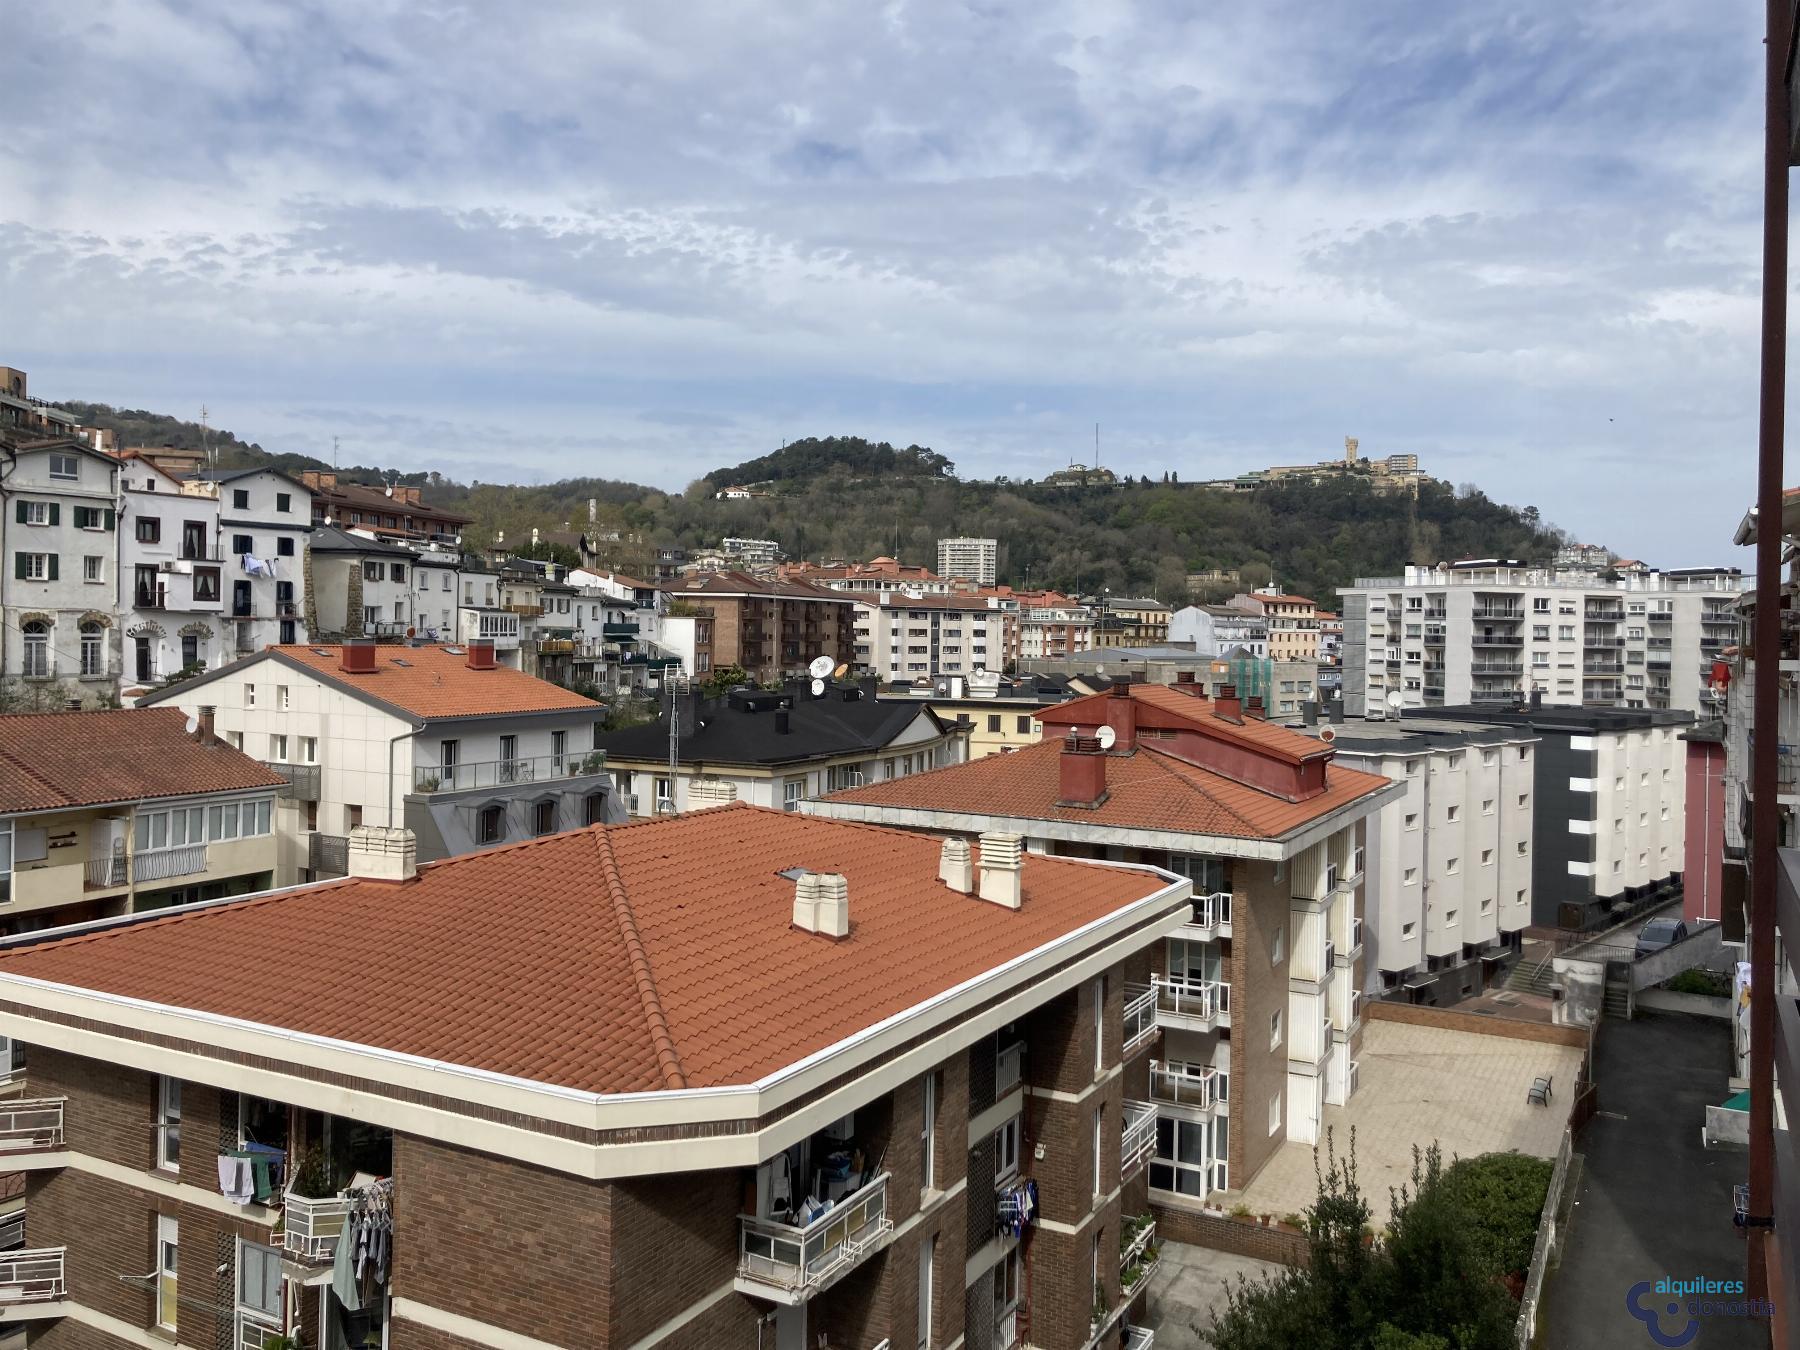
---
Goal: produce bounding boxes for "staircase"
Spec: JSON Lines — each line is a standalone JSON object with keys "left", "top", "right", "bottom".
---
{"left": 1505, "top": 951, "right": 1557, "bottom": 997}
{"left": 1603, "top": 971, "right": 1633, "bottom": 1020}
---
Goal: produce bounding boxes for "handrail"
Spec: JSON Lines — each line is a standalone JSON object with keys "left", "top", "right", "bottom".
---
{"left": 1121, "top": 1101, "right": 1157, "bottom": 1178}
{"left": 414, "top": 751, "right": 608, "bottom": 793}
{"left": 1149, "top": 1060, "right": 1221, "bottom": 1108}
{"left": 996, "top": 1041, "right": 1025, "bottom": 1095}
{"left": 1123, "top": 985, "right": 1158, "bottom": 1053}
{"left": 1150, "top": 974, "right": 1228, "bottom": 1022}
{"left": 0, "top": 1097, "right": 64, "bottom": 1151}
{"left": 739, "top": 1172, "right": 893, "bottom": 1294}
{"left": 0, "top": 1247, "right": 65, "bottom": 1302}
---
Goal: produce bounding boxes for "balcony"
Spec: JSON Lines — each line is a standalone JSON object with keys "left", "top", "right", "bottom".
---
{"left": 0, "top": 1249, "right": 65, "bottom": 1304}
{"left": 1584, "top": 606, "right": 1626, "bottom": 622}
{"left": 1121, "top": 1101, "right": 1156, "bottom": 1182}
{"left": 1123, "top": 1331, "right": 1156, "bottom": 1350}
{"left": 1123, "top": 984, "right": 1158, "bottom": 1056}
{"left": 1470, "top": 634, "right": 1524, "bottom": 648}
{"left": 1181, "top": 889, "right": 1232, "bottom": 938}
{"left": 1422, "top": 625, "right": 1446, "bottom": 644}
{"left": 1336, "top": 918, "right": 1364, "bottom": 963}
{"left": 1149, "top": 1061, "right": 1226, "bottom": 1111}
{"left": 996, "top": 1041, "right": 1024, "bottom": 1097}
{"left": 601, "top": 621, "right": 641, "bottom": 640}
{"left": 1334, "top": 989, "right": 1363, "bottom": 1039}
{"left": 1120, "top": 1214, "right": 1160, "bottom": 1304}
{"left": 413, "top": 751, "right": 608, "bottom": 794}
{"left": 1648, "top": 609, "right": 1673, "bottom": 624}
{"left": 737, "top": 1173, "right": 893, "bottom": 1303}
{"left": 1583, "top": 661, "right": 1624, "bottom": 675}
{"left": 282, "top": 1191, "right": 354, "bottom": 1262}
{"left": 266, "top": 762, "right": 321, "bottom": 799}
{"left": 1150, "top": 975, "right": 1229, "bottom": 1030}
{"left": 1471, "top": 606, "right": 1523, "bottom": 621}
{"left": 1583, "top": 636, "right": 1625, "bottom": 650}
{"left": 84, "top": 854, "right": 125, "bottom": 889}
{"left": 135, "top": 844, "right": 207, "bottom": 883}
{"left": 1470, "top": 660, "right": 1523, "bottom": 675}
{"left": 0, "top": 1098, "right": 64, "bottom": 1153}
{"left": 309, "top": 833, "right": 348, "bottom": 877}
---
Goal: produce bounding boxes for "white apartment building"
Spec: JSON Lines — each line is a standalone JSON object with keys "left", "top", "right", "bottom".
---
{"left": 722, "top": 536, "right": 781, "bottom": 569}
{"left": 411, "top": 544, "right": 463, "bottom": 640}
{"left": 854, "top": 592, "right": 1013, "bottom": 677}
{"left": 202, "top": 467, "right": 312, "bottom": 655}
{"left": 1169, "top": 604, "right": 1270, "bottom": 658}
{"left": 143, "top": 639, "right": 623, "bottom": 883}
{"left": 1, "top": 442, "right": 122, "bottom": 705}
{"left": 119, "top": 457, "right": 224, "bottom": 686}
{"left": 937, "top": 536, "right": 998, "bottom": 586}
{"left": 1340, "top": 562, "right": 1747, "bottom": 717}
{"left": 1303, "top": 717, "right": 1538, "bottom": 1003}
{"left": 306, "top": 525, "right": 418, "bottom": 640}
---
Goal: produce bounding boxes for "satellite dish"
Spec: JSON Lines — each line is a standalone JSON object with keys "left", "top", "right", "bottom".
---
{"left": 833, "top": 663, "right": 850, "bottom": 679}
{"left": 1386, "top": 690, "right": 1404, "bottom": 709}
{"left": 810, "top": 678, "right": 825, "bottom": 697}
{"left": 183, "top": 714, "right": 199, "bottom": 734}
{"left": 1096, "top": 725, "right": 1117, "bottom": 751}
{"left": 1320, "top": 726, "right": 1338, "bottom": 744}
{"left": 808, "top": 655, "right": 835, "bottom": 679}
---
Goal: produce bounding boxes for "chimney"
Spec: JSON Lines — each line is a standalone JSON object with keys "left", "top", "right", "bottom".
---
{"left": 1104, "top": 682, "right": 1138, "bottom": 751}
{"left": 1246, "top": 694, "right": 1266, "bottom": 720}
{"left": 1329, "top": 694, "right": 1345, "bottom": 725}
{"left": 1302, "top": 700, "right": 1319, "bottom": 727}
{"left": 775, "top": 709, "right": 791, "bottom": 734}
{"left": 1214, "top": 683, "right": 1243, "bottom": 723}
{"left": 977, "top": 832, "right": 1024, "bottom": 910}
{"left": 939, "top": 837, "right": 973, "bottom": 893}
{"left": 466, "top": 639, "right": 497, "bottom": 671}
{"left": 347, "top": 826, "right": 417, "bottom": 882}
{"left": 1057, "top": 732, "right": 1109, "bottom": 807}
{"left": 340, "top": 638, "right": 377, "bottom": 674}
{"left": 688, "top": 780, "right": 738, "bottom": 809}
{"left": 196, "top": 705, "right": 216, "bottom": 746}
{"left": 792, "top": 871, "right": 850, "bottom": 939}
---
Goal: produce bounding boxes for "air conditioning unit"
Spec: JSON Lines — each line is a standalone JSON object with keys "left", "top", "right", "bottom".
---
{"left": 171, "top": 560, "right": 195, "bottom": 575}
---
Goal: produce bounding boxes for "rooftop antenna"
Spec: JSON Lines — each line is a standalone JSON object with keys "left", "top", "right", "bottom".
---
{"left": 332, "top": 435, "right": 340, "bottom": 470}
{"left": 199, "top": 404, "right": 213, "bottom": 468}
{"left": 1095, "top": 422, "right": 1100, "bottom": 471}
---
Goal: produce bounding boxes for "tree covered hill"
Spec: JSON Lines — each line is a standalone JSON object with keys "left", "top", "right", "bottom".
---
{"left": 49, "top": 399, "right": 1567, "bottom": 605}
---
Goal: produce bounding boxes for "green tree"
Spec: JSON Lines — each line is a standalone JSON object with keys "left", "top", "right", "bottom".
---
{"left": 1438, "top": 1153, "right": 1553, "bottom": 1283}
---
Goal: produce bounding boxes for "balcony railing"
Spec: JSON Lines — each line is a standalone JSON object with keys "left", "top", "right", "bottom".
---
{"left": 135, "top": 844, "right": 207, "bottom": 883}
{"left": 1338, "top": 918, "right": 1363, "bottom": 960}
{"left": 1149, "top": 1061, "right": 1224, "bottom": 1110}
{"left": 267, "top": 762, "right": 321, "bottom": 799}
{"left": 0, "top": 1098, "right": 64, "bottom": 1152}
{"left": 1120, "top": 1216, "right": 1161, "bottom": 1303}
{"left": 1183, "top": 890, "right": 1232, "bottom": 935}
{"left": 996, "top": 1041, "right": 1024, "bottom": 1096}
{"left": 413, "top": 751, "right": 608, "bottom": 793}
{"left": 85, "top": 855, "right": 125, "bottom": 888}
{"left": 1124, "top": 1330, "right": 1156, "bottom": 1350}
{"left": 1151, "top": 975, "right": 1229, "bottom": 1027}
{"left": 282, "top": 1192, "right": 353, "bottom": 1262}
{"left": 738, "top": 1173, "right": 892, "bottom": 1299}
{"left": 1121, "top": 1101, "right": 1156, "bottom": 1181}
{"left": 1123, "top": 984, "right": 1158, "bottom": 1055}
{"left": 0, "top": 1248, "right": 65, "bottom": 1303}
{"left": 1470, "top": 634, "right": 1524, "bottom": 647}
{"left": 1471, "top": 606, "right": 1523, "bottom": 621}
{"left": 309, "top": 833, "right": 348, "bottom": 877}
{"left": 1583, "top": 637, "right": 1625, "bottom": 649}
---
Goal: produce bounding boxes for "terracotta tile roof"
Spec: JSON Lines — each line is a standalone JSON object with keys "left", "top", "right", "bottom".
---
{"left": 1038, "top": 686, "right": 1334, "bottom": 766}
{"left": 0, "top": 708, "right": 286, "bottom": 814}
{"left": 0, "top": 806, "right": 1173, "bottom": 1093}
{"left": 821, "top": 736, "right": 1389, "bottom": 842}
{"left": 669, "top": 570, "right": 855, "bottom": 602}
{"left": 259, "top": 645, "right": 602, "bottom": 722}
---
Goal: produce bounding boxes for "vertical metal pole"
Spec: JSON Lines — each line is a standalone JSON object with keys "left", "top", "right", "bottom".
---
{"left": 1748, "top": 0, "right": 1789, "bottom": 1302}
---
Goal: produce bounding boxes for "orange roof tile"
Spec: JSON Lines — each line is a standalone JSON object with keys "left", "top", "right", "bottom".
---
{"left": 822, "top": 736, "right": 1389, "bottom": 842}
{"left": 155, "top": 645, "right": 602, "bottom": 724}
{"left": 0, "top": 709, "right": 286, "bottom": 814}
{"left": 0, "top": 807, "right": 1174, "bottom": 1093}
{"left": 1038, "top": 685, "right": 1334, "bottom": 766}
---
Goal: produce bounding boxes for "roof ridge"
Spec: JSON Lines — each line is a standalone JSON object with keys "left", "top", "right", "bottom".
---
{"left": 1135, "top": 745, "right": 1261, "bottom": 833}
{"left": 589, "top": 827, "right": 688, "bottom": 1090}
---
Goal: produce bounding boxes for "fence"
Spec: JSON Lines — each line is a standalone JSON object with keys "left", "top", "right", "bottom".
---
{"left": 1515, "top": 1128, "right": 1574, "bottom": 1348}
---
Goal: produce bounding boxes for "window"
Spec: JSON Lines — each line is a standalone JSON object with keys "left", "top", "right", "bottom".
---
{"left": 1518, "top": 792, "right": 1529, "bottom": 807}
{"left": 82, "top": 554, "right": 104, "bottom": 584}
{"left": 79, "top": 622, "right": 104, "bottom": 677}
{"left": 986, "top": 714, "right": 1002, "bottom": 733}
{"left": 18, "top": 501, "right": 48, "bottom": 526}
{"left": 21, "top": 620, "right": 48, "bottom": 678}
{"left": 298, "top": 735, "right": 317, "bottom": 762}
{"left": 1447, "top": 805, "right": 1460, "bottom": 822}
{"left": 1404, "top": 867, "right": 1418, "bottom": 884}
{"left": 551, "top": 729, "right": 567, "bottom": 771}
{"left": 1446, "top": 856, "right": 1460, "bottom": 874}
{"left": 1481, "top": 848, "right": 1494, "bottom": 866}
{"left": 1517, "top": 840, "right": 1528, "bottom": 855}
{"left": 1445, "top": 908, "right": 1458, "bottom": 925}
{"left": 783, "top": 779, "right": 803, "bottom": 811}
{"left": 49, "top": 452, "right": 78, "bottom": 481}
{"left": 1404, "top": 812, "right": 1418, "bottom": 830}
{"left": 477, "top": 805, "right": 504, "bottom": 845}
{"left": 156, "top": 1077, "right": 182, "bottom": 1169}
{"left": 1017, "top": 715, "right": 1032, "bottom": 734}
{"left": 533, "top": 800, "right": 558, "bottom": 836}
{"left": 1402, "top": 921, "right": 1416, "bottom": 938}
{"left": 180, "top": 633, "right": 203, "bottom": 669}
{"left": 1405, "top": 759, "right": 1419, "bottom": 777}
{"left": 16, "top": 553, "right": 51, "bottom": 582}
{"left": 181, "top": 519, "right": 207, "bottom": 558}
{"left": 275, "top": 492, "right": 291, "bottom": 513}
{"left": 1270, "top": 1009, "right": 1283, "bottom": 1050}
{"left": 391, "top": 563, "right": 406, "bottom": 582}
{"left": 1092, "top": 977, "right": 1105, "bottom": 1076}
{"left": 193, "top": 567, "right": 220, "bottom": 602}
{"left": 917, "top": 1234, "right": 935, "bottom": 1350}
{"left": 1532, "top": 624, "right": 1549, "bottom": 640}
{"left": 1270, "top": 925, "right": 1284, "bottom": 965}
{"left": 233, "top": 489, "right": 250, "bottom": 510}
{"left": 237, "top": 1240, "right": 281, "bottom": 1323}
{"left": 653, "top": 774, "right": 671, "bottom": 810}
{"left": 1269, "top": 1092, "right": 1282, "bottom": 1136}
{"left": 584, "top": 792, "right": 608, "bottom": 826}
{"left": 994, "top": 1116, "right": 1021, "bottom": 1182}
{"left": 156, "top": 1215, "right": 179, "bottom": 1331}
{"left": 232, "top": 533, "right": 253, "bottom": 555}
{"left": 136, "top": 516, "right": 161, "bottom": 544}
{"left": 921, "top": 1071, "right": 939, "bottom": 1197}
{"left": 363, "top": 561, "right": 382, "bottom": 582}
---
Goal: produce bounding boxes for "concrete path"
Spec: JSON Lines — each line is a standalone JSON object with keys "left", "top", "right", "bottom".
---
{"left": 1539, "top": 1012, "right": 1765, "bottom": 1349}
{"left": 1142, "top": 1242, "right": 1282, "bottom": 1348}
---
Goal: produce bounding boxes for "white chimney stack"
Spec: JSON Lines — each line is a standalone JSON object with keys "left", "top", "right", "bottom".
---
{"left": 939, "top": 837, "right": 973, "bottom": 894}
{"left": 347, "top": 826, "right": 417, "bottom": 882}
{"left": 688, "top": 780, "right": 738, "bottom": 809}
{"left": 793, "top": 871, "right": 850, "bottom": 939}
{"left": 977, "top": 833, "right": 1024, "bottom": 910}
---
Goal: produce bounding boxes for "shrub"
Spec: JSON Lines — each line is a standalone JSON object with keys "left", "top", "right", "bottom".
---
{"left": 1439, "top": 1152, "right": 1554, "bottom": 1280}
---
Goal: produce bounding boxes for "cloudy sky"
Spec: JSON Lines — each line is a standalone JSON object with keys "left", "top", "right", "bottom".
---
{"left": 0, "top": 0, "right": 1771, "bottom": 563}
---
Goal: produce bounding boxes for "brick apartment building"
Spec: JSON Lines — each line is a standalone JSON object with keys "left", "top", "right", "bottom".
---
{"left": 0, "top": 804, "right": 1192, "bottom": 1350}
{"left": 810, "top": 678, "right": 1400, "bottom": 1225}
{"left": 666, "top": 571, "right": 858, "bottom": 681}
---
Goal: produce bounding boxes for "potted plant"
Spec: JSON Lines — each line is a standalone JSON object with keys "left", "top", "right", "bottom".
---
{"left": 1228, "top": 1202, "right": 1252, "bottom": 1221}
{"left": 414, "top": 775, "right": 440, "bottom": 794}
{"left": 287, "top": 1145, "right": 331, "bottom": 1200}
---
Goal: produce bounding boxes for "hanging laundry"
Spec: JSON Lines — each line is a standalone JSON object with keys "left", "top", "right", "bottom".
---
{"left": 217, "top": 1155, "right": 253, "bottom": 1205}
{"left": 241, "top": 554, "right": 277, "bottom": 578}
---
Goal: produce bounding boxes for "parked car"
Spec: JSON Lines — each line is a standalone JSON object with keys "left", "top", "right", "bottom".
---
{"left": 1635, "top": 916, "right": 1688, "bottom": 959}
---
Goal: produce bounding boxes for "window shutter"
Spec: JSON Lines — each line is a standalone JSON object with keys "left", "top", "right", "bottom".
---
{"left": 12, "top": 553, "right": 24, "bottom": 580}
{"left": 12, "top": 502, "right": 23, "bottom": 525}
{"left": 47, "top": 555, "right": 58, "bottom": 581}
{"left": 104, "top": 508, "right": 116, "bottom": 531}
{"left": 47, "top": 505, "right": 58, "bottom": 527}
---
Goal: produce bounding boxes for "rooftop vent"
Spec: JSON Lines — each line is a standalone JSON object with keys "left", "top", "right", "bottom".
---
{"left": 340, "top": 639, "right": 377, "bottom": 674}
{"left": 792, "top": 871, "right": 850, "bottom": 939}
{"left": 977, "top": 832, "right": 1024, "bottom": 910}
{"left": 347, "top": 826, "right": 417, "bottom": 882}
{"left": 938, "top": 837, "right": 973, "bottom": 894}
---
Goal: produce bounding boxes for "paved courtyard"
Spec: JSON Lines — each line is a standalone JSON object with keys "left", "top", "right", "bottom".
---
{"left": 1143, "top": 1243, "right": 1283, "bottom": 1347}
{"left": 1226, "top": 1018, "right": 1583, "bottom": 1223}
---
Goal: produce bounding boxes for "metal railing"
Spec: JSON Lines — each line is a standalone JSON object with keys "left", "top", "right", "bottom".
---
{"left": 85, "top": 855, "right": 125, "bottom": 888}
{"left": 412, "top": 751, "right": 608, "bottom": 793}
{"left": 283, "top": 1192, "right": 354, "bottom": 1262}
{"left": 1123, "top": 985, "right": 1158, "bottom": 1054}
{"left": 1184, "top": 890, "right": 1232, "bottom": 932}
{"left": 1124, "top": 1330, "right": 1156, "bottom": 1350}
{"left": 135, "top": 844, "right": 206, "bottom": 883}
{"left": 0, "top": 1248, "right": 65, "bottom": 1303}
{"left": 1470, "top": 634, "right": 1524, "bottom": 647}
{"left": 1121, "top": 1102, "right": 1156, "bottom": 1180}
{"left": 308, "top": 833, "right": 348, "bottom": 877}
{"left": 1151, "top": 975, "right": 1229, "bottom": 1023}
{"left": 0, "top": 1098, "right": 64, "bottom": 1152}
{"left": 1515, "top": 1129, "right": 1573, "bottom": 1348}
{"left": 996, "top": 1042, "right": 1025, "bottom": 1096}
{"left": 238, "top": 1312, "right": 283, "bottom": 1350}
{"left": 738, "top": 1173, "right": 892, "bottom": 1296}
{"left": 1149, "top": 1061, "right": 1223, "bottom": 1109}
{"left": 266, "top": 762, "right": 321, "bottom": 799}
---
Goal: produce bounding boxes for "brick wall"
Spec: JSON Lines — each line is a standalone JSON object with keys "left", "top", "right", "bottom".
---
{"left": 609, "top": 1169, "right": 743, "bottom": 1346}
{"left": 388, "top": 1318, "right": 493, "bottom": 1350}
{"left": 1233, "top": 862, "right": 1290, "bottom": 1188}
{"left": 28, "top": 1046, "right": 157, "bottom": 1171}
{"left": 1365, "top": 999, "right": 1589, "bottom": 1047}
{"left": 29, "top": 1321, "right": 139, "bottom": 1350}
{"left": 393, "top": 1134, "right": 611, "bottom": 1349}
{"left": 1153, "top": 1201, "right": 1309, "bottom": 1266}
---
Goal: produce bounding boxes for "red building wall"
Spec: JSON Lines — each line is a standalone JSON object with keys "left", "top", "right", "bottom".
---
{"left": 1683, "top": 737, "right": 1726, "bottom": 924}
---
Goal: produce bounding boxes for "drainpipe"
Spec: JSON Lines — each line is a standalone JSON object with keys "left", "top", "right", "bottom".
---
{"left": 386, "top": 725, "right": 419, "bottom": 826}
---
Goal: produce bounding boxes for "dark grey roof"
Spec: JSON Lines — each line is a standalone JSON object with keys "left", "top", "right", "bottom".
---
{"left": 1423, "top": 703, "right": 1695, "bottom": 734}
{"left": 192, "top": 466, "right": 312, "bottom": 491}
{"left": 306, "top": 524, "right": 416, "bottom": 557}
{"left": 596, "top": 685, "right": 949, "bottom": 767}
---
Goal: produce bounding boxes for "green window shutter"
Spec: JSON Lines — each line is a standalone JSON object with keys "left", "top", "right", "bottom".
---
{"left": 47, "top": 555, "right": 57, "bottom": 582}
{"left": 105, "top": 508, "right": 116, "bottom": 531}
{"left": 47, "top": 504, "right": 58, "bottom": 527}
{"left": 12, "top": 502, "right": 23, "bottom": 525}
{"left": 12, "top": 553, "right": 24, "bottom": 580}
